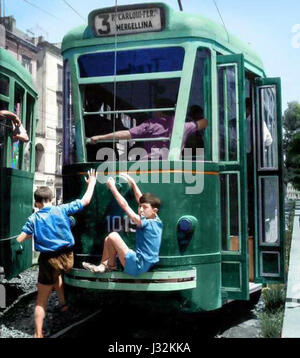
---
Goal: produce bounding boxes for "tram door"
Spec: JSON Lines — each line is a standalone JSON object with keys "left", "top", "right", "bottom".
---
{"left": 254, "top": 78, "right": 284, "bottom": 283}
{"left": 217, "top": 54, "right": 249, "bottom": 300}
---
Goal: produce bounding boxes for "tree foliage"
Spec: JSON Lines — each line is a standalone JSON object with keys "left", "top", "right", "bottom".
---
{"left": 284, "top": 102, "right": 300, "bottom": 190}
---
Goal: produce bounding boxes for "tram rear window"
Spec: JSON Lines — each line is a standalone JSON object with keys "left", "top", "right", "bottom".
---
{"left": 78, "top": 47, "right": 184, "bottom": 77}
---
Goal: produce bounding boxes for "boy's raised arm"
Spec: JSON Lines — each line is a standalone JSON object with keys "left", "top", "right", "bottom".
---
{"left": 106, "top": 177, "right": 142, "bottom": 227}
{"left": 119, "top": 173, "right": 142, "bottom": 203}
{"left": 81, "top": 169, "right": 97, "bottom": 206}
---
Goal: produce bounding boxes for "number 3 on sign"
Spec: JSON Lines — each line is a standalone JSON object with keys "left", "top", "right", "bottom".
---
{"left": 96, "top": 14, "right": 111, "bottom": 35}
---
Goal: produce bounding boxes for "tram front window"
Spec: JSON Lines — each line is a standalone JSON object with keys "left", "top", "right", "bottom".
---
{"left": 83, "top": 79, "right": 180, "bottom": 161}
{"left": 78, "top": 47, "right": 184, "bottom": 77}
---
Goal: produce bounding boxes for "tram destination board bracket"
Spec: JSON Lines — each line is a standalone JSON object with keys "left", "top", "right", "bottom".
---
{"left": 90, "top": 4, "right": 166, "bottom": 37}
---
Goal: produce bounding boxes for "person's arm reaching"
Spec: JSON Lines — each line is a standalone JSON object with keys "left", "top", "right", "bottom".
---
{"left": 81, "top": 169, "right": 97, "bottom": 206}
{"left": 196, "top": 118, "right": 208, "bottom": 131}
{"left": 0, "top": 110, "right": 21, "bottom": 127}
{"left": 13, "top": 123, "right": 29, "bottom": 142}
{"left": 119, "top": 172, "right": 142, "bottom": 204}
{"left": 89, "top": 130, "right": 131, "bottom": 144}
{"left": 106, "top": 177, "right": 142, "bottom": 227}
{"left": 16, "top": 232, "right": 32, "bottom": 243}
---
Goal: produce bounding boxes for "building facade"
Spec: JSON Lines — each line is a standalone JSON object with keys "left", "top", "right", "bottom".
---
{"left": 0, "top": 16, "right": 63, "bottom": 203}
{"left": 35, "top": 40, "right": 63, "bottom": 203}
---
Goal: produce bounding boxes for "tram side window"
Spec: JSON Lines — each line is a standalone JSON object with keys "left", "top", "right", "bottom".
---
{"left": 218, "top": 65, "right": 238, "bottom": 162}
{"left": 23, "top": 94, "right": 34, "bottom": 171}
{"left": 220, "top": 173, "right": 240, "bottom": 251}
{"left": 182, "top": 48, "right": 210, "bottom": 160}
{"left": 83, "top": 78, "right": 180, "bottom": 162}
{"left": 258, "top": 86, "right": 277, "bottom": 169}
{"left": 63, "top": 60, "right": 76, "bottom": 165}
{"left": 0, "top": 74, "right": 9, "bottom": 96}
{"left": 0, "top": 99, "right": 9, "bottom": 167}
{"left": 11, "top": 85, "right": 24, "bottom": 169}
{"left": 259, "top": 176, "right": 279, "bottom": 244}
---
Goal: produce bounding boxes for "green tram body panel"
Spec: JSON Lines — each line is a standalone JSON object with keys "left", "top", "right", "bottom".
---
{"left": 0, "top": 169, "right": 34, "bottom": 279}
{"left": 0, "top": 48, "right": 37, "bottom": 280}
{"left": 63, "top": 161, "right": 222, "bottom": 312}
{"left": 61, "top": 2, "right": 285, "bottom": 311}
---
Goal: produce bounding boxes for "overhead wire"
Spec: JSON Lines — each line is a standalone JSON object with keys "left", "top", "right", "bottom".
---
{"left": 61, "top": 0, "right": 85, "bottom": 21}
{"left": 21, "top": 0, "right": 62, "bottom": 21}
{"left": 212, "top": 0, "right": 230, "bottom": 42}
{"left": 113, "top": 0, "right": 118, "bottom": 174}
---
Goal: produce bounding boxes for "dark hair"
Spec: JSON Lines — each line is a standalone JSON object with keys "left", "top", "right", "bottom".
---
{"left": 155, "top": 98, "right": 175, "bottom": 116}
{"left": 139, "top": 193, "right": 161, "bottom": 210}
{"left": 34, "top": 186, "right": 53, "bottom": 203}
{"left": 189, "top": 105, "right": 204, "bottom": 119}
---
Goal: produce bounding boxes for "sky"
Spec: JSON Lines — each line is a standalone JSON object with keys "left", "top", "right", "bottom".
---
{"left": 4, "top": 0, "right": 300, "bottom": 111}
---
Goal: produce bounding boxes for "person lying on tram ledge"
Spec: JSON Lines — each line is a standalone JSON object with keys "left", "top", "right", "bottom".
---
{"left": 86, "top": 99, "right": 208, "bottom": 159}
{"left": 83, "top": 173, "right": 162, "bottom": 276}
{"left": 16, "top": 169, "right": 97, "bottom": 338}
{"left": 0, "top": 110, "right": 29, "bottom": 142}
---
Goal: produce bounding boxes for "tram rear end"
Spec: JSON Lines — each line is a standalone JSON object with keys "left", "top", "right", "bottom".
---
{"left": 62, "top": 2, "right": 285, "bottom": 312}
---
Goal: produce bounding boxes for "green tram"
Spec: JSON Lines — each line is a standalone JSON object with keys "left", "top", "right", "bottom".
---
{"left": 0, "top": 48, "right": 37, "bottom": 283}
{"left": 62, "top": 3, "right": 284, "bottom": 312}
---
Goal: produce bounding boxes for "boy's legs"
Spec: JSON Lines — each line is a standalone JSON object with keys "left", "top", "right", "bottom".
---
{"left": 53, "top": 274, "right": 68, "bottom": 311}
{"left": 34, "top": 283, "right": 53, "bottom": 338}
{"left": 102, "top": 232, "right": 130, "bottom": 268}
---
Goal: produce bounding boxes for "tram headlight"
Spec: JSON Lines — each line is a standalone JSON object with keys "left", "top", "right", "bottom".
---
{"left": 177, "top": 216, "right": 198, "bottom": 254}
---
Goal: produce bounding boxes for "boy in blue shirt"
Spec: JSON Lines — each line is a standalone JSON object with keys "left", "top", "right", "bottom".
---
{"left": 83, "top": 173, "right": 162, "bottom": 275}
{"left": 16, "top": 169, "right": 96, "bottom": 338}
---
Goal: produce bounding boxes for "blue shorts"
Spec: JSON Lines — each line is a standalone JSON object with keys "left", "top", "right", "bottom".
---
{"left": 124, "top": 250, "right": 154, "bottom": 276}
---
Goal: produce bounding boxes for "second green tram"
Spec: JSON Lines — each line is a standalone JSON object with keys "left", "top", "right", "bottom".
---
{"left": 61, "top": 3, "right": 284, "bottom": 312}
{"left": 0, "top": 47, "right": 37, "bottom": 287}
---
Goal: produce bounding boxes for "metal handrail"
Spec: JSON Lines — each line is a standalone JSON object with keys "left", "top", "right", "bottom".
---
{"left": 0, "top": 235, "right": 18, "bottom": 243}
{"left": 83, "top": 107, "right": 175, "bottom": 116}
{"left": 86, "top": 137, "right": 170, "bottom": 144}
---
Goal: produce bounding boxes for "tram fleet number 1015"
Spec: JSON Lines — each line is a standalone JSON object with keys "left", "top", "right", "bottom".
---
{"left": 106, "top": 215, "right": 137, "bottom": 233}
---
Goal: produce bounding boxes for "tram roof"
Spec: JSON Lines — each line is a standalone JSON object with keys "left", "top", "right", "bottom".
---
{"left": 0, "top": 47, "right": 36, "bottom": 92}
{"left": 61, "top": 2, "right": 264, "bottom": 71}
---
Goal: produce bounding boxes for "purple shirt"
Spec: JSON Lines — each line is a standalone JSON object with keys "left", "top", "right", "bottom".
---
{"left": 129, "top": 117, "right": 198, "bottom": 159}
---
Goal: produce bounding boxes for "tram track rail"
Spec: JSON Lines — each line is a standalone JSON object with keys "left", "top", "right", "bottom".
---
{"left": 0, "top": 289, "right": 37, "bottom": 318}
{"left": 49, "top": 309, "right": 102, "bottom": 338}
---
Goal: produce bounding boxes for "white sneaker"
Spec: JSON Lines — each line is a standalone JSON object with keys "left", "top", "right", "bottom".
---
{"left": 82, "top": 262, "right": 98, "bottom": 272}
{"left": 93, "top": 263, "right": 107, "bottom": 273}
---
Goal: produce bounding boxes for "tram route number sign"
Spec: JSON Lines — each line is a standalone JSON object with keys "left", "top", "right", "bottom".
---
{"left": 93, "top": 7, "right": 163, "bottom": 37}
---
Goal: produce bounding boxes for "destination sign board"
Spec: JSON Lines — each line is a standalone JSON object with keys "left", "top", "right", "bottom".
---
{"left": 93, "top": 7, "right": 164, "bottom": 37}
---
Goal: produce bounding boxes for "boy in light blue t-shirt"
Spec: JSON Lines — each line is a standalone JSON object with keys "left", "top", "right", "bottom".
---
{"left": 83, "top": 173, "right": 162, "bottom": 276}
{"left": 16, "top": 169, "right": 96, "bottom": 338}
